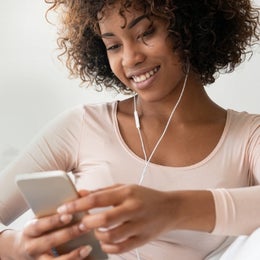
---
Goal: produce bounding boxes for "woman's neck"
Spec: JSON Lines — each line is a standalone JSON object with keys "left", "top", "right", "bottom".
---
{"left": 135, "top": 74, "right": 223, "bottom": 124}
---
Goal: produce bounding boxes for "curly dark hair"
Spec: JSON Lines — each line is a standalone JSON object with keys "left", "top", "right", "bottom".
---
{"left": 45, "top": 0, "right": 259, "bottom": 92}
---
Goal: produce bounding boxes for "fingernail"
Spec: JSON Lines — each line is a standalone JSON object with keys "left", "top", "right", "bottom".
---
{"left": 79, "top": 223, "right": 87, "bottom": 231}
{"left": 57, "top": 205, "right": 67, "bottom": 214}
{"left": 60, "top": 214, "right": 73, "bottom": 223}
{"left": 80, "top": 245, "right": 92, "bottom": 258}
{"left": 25, "top": 218, "right": 38, "bottom": 228}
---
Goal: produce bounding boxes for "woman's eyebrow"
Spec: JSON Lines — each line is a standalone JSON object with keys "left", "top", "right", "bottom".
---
{"left": 100, "top": 14, "right": 148, "bottom": 38}
{"left": 127, "top": 14, "right": 148, "bottom": 29}
{"left": 101, "top": 32, "right": 114, "bottom": 38}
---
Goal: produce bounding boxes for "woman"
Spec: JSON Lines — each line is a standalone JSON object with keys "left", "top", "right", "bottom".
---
{"left": 0, "top": 0, "right": 259, "bottom": 259}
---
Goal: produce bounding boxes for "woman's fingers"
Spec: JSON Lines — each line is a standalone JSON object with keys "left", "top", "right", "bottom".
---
{"left": 100, "top": 235, "right": 143, "bottom": 254}
{"left": 24, "top": 214, "right": 73, "bottom": 237}
{"left": 42, "top": 224, "right": 90, "bottom": 253}
{"left": 23, "top": 219, "right": 91, "bottom": 257}
{"left": 95, "top": 220, "right": 139, "bottom": 244}
{"left": 78, "top": 190, "right": 91, "bottom": 197}
{"left": 38, "top": 245, "right": 93, "bottom": 260}
{"left": 78, "top": 194, "right": 142, "bottom": 230}
{"left": 57, "top": 185, "right": 126, "bottom": 214}
{"left": 54, "top": 184, "right": 170, "bottom": 255}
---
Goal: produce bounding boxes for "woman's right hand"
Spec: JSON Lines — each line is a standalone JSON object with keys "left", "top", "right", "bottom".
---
{"left": 0, "top": 213, "right": 92, "bottom": 260}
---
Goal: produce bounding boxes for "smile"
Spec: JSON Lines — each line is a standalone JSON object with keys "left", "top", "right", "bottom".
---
{"left": 132, "top": 67, "right": 159, "bottom": 83}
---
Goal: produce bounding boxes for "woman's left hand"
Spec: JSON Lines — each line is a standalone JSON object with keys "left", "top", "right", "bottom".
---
{"left": 57, "top": 184, "right": 174, "bottom": 254}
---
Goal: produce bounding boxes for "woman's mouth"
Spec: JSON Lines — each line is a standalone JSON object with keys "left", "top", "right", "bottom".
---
{"left": 132, "top": 67, "right": 159, "bottom": 83}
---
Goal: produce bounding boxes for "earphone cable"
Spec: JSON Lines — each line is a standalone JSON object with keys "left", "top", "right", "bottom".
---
{"left": 133, "top": 65, "right": 190, "bottom": 260}
{"left": 134, "top": 67, "right": 190, "bottom": 185}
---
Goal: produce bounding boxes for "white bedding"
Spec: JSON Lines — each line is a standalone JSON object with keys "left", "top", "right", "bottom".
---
{"left": 0, "top": 144, "right": 19, "bottom": 171}
{"left": 219, "top": 228, "right": 260, "bottom": 260}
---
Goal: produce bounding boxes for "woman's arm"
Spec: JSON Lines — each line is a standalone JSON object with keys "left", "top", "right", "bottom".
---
{"left": 57, "top": 185, "right": 216, "bottom": 254}
{"left": 57, "top": 181, "right": 260, "bottom": 254}
{"left": 0, "top": 106, "right": 84, "bottom": 227}
{"left": 0, "top": 106, "right": 86, "bottom": 259}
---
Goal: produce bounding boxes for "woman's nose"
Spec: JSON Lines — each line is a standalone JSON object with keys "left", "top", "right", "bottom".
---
{"left": 122, "top": 43, "right": 145, "bottom": 68}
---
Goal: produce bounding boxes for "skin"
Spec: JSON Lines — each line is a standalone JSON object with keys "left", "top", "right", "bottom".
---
{"left": 100, "top": 4, "right": 226, "bottom": 167}
{"left": 57, "top": 186, "right": 216, "bottom": 254}
{"left": 57, "top": 3, "right": 226, "bottom": 255}
{"left": 0, "top": 2, "right": 227, "bottom": 259}
{"left": 0, "top": 197, "right": 93, "bottom": 259}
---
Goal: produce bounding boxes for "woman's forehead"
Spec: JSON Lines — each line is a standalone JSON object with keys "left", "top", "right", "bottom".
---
{"left": 98, "top": 2, "right": 145, "bottom": 29}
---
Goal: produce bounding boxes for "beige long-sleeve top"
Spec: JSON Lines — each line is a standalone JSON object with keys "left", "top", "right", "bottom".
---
{"left": 0, "top": 101, "right": 259, "bottom": 259}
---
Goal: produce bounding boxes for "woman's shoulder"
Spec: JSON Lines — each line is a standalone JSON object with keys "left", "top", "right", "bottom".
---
{"left": 228, "top": 109, "right": 260, "bottom": 125}
{"left": 26, "top": 100, "right": 119, "bottom": 155}
{"left": 53, "top": 100, "right": 118, "bottom": 122}
{"left": 227, "top": 109, "right": 260, "bottom": 137}
{"left": 82, "top": 100, "right": 118, "bottom": 113}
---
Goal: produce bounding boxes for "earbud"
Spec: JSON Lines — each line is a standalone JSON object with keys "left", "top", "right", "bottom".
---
{"left": 134, "top": 110, "right": 140, "bottom": 129}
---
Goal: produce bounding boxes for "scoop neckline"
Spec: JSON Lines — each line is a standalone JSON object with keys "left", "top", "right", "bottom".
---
{"left": 112, "top": 101, "right": 231, "bottom": 170}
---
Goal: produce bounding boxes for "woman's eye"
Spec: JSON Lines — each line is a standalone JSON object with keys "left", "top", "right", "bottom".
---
{"left": 142, "top": 27, "right": 155, "bottom": 37}
{"left": 106, "top": 44, "right": 121, "bottom": 51}
{"left": 138, "top": 26, "right": 155, "bottom": 40}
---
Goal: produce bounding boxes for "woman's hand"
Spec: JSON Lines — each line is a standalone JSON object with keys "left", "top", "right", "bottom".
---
{"left": 57, "top": 184, "right": 175, "bottom": 254}
{"left": 0, "top": 213, "right": 92, "bottom": 260}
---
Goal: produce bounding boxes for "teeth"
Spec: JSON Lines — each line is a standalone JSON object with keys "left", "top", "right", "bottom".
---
{"left": 132, "top": 67, "right": 158, "bottom": 83}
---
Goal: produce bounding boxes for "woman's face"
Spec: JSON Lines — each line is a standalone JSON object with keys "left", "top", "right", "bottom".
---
{"left": 98, "top": 4, "right": 185, "bottom": 102}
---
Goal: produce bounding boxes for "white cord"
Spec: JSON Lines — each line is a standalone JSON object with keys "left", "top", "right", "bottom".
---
{"left": 134, "top": 99, "right": 148, "bottom": 162}
{"left": 134, "top": 67, "right": 190, "bottom": 185}
{"left": 133, "top": 66, "right": 190, "bottom": 260}
{"left": 135, "top": 249, "right": 141, "bottom": 260}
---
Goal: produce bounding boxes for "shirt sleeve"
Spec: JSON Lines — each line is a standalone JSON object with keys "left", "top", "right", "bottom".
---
{"left": 211, "top": 115, "right": 260, "bottom": 236}
{"left": 0, "top": 106, "right": 85, "bottom": 229}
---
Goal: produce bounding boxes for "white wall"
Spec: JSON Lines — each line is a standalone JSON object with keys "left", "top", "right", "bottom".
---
{"left": 0, "top": 1, "right": 259, "bottom": 160}
{"left": 0, "top": 1, "right": 119, "bottom": 154}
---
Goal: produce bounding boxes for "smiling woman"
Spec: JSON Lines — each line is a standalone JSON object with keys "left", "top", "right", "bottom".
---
{"left": 0, "top": 0, "right": 260, "bottom": 260}
{"left": 98, "top": 6, "right": 186, "bottom": 102}
{"left": 46, "top": 0, "right": 259, "bottom": 90}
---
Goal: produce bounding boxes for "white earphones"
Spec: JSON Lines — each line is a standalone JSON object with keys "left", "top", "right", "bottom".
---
{"left": 133, "top": 65, "right": 190, "bottom": 260}
{"left": 134, "top": 109, "right": 140, "bottom": 129}
{"left": 133, "top": 64, "right": 190, "bottom": 185}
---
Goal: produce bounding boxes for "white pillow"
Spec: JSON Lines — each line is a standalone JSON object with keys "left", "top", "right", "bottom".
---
{"left": 0, "top": 144, "right": 19, "bottom": 170}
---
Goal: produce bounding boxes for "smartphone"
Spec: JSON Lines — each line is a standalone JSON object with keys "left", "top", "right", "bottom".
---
{"left": 15, "top": 170, "right": 108, "bottom": 259}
